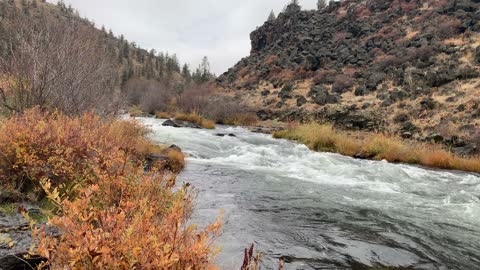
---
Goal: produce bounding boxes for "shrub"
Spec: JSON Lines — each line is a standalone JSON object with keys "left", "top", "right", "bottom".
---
{"left": 474, "top": 129, "right": 480, "bottom": 148}
{"left": 0, "top": 108, "right": 155, "bottom": 198}
{"left": 238, "top": 66, "right": 251, "bottom": 78}
{"left": 124, "top": 79, "right": 173, "bottom": 114}
{"left": 434, "top": 16, "right": 462, "bottom": 40}
{"left": 270, "top": 69, "right": 296, "bottom": 82}
{"left": 313, "top": 69, "right": 336, "bottom": 85}
{"left": 332, "top": 74, "right": 354, "bottom": 93}
{"left": 202, "top": 95, "right": 257, "bottom": 125}
{"left": 406, "top": 46, "right": 435, "bottom": 62}
{"left": 333, "top": 32, "right": 348, "bottom": 46}
{"left": 176, "top": 84, "right": 214, "bottom": 114}
{"left": 35, "top": 175, "right": 221, "bottom": 270}
{"left": 373, "top": 54, "right": 404, "bottom": 70}
{"left": 264, "top": 55, "right": 279, "bottom": 65}
{"left": 0, "top": 108, "right": 222, "bottom": 269}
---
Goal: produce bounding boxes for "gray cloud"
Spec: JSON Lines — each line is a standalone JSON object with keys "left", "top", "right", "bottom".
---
{"left": 48, "top": 0, "right": 317, "bottom": 74}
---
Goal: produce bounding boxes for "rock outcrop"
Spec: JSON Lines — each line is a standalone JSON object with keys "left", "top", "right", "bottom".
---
{"left": 218, "top": 0, "right": 480, "bottom": 146}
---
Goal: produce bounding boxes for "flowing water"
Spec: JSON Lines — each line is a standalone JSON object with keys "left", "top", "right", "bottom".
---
{"left": 139, "top": 117, "right": 480, "bottom": 270}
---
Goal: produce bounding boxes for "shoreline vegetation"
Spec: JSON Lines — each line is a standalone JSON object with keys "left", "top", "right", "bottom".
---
{"left": 0, "top": 109, "right": 223, "bottom": 269}
{"left": 273, "top": 123, "right": 480, "bottom": 174}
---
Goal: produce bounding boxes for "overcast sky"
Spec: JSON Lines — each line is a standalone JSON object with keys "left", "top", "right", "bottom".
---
{"left": 48, "top": 0, "right": 317, "bottom": 74}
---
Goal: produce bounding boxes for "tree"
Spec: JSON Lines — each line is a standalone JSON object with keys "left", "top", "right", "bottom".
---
{"left": 284, "top": 0, "right": 301, "bottom": 14}
{"left": 317, "top": 0, "right": 327, "bottom": 10}
{"left": 0, "top": 13, "right": 117, "bottom": 115}
{"left": 193, "top": 56, "right": 212, "bottom": 83}
{"left": 182, "top": 64, "right": 191, "bottom": 82}
{"left": 267, "top": 10, "right": 276, "bottom": 21}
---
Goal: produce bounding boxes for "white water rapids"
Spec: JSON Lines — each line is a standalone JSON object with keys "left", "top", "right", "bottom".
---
{"left": 138, "top": 117, "right": 480, "bottom": 270}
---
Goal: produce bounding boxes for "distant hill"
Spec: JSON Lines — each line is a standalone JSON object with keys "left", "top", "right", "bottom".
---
{"left": 219, "top": 0, "right": 480, "bottom": 149}
{"left": 0, "top": 0, "right": 217, "bottom": 114}
{"left": 0, "top": 0, "right": 202, "bottom": 91}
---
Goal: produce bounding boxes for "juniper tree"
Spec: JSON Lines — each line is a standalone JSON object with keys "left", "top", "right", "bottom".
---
{"left": 267, "top": 10, "right": 276, "bottom": 21}
{"left": 317, "top": 0, "right": 327, "bottom": 10}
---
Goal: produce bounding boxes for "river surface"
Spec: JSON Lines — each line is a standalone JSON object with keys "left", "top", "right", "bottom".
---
{"left": 138, "top": 117, "right": 480, "bottom": 270}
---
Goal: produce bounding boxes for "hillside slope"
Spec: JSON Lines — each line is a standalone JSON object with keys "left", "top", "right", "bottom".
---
{"left": 219, "top": 0, "right": 480, "bottom": 150}
{"left": 0, "top": 0, "right": 195, "bottom": 111}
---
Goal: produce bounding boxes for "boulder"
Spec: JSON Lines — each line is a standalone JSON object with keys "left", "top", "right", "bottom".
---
{"left": 420, "top": 98, "right": 436, "bottom": 110}
{"left": 0, "top": 213, "right": 46, "bottom": 270}
{"left": 453, "top": 145, "right": 478, "bottom": 156}
{"left": 296, "top": 96, "right": 308, "bottom": 107}
{"left": 401, "top": 132, "right": 413, "bottom": 139}
{"left": 428, "top": 133, "right": 444, "bottom": 143}
{"left": 309, "top": 85, "right": 339, "bottom": 105}
{"left": 278, "top": 84, "right": 294, "bottom": 99}
{"left": 256, "top": 110, "right": 271, "bottom": 121}
{"left": 162, "top": 119, "right": 202, "bottom": 129}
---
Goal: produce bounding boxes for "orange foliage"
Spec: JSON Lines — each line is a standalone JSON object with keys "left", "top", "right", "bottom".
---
{"left": 0, "top": 108, "right": 154, "bottom": 196}
{"left": 34, "top": 166, "right": 221, "bottom": 270}
{"left": 0, "top": 108, "right": 222, "bottom": 269}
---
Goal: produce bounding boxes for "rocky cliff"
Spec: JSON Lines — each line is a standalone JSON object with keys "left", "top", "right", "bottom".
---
{"left": 219, "top": 0, "right": 480, "bottom": 151}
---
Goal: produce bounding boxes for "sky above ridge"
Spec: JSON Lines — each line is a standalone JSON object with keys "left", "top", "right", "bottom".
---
{"left": 48, "top": 0, "right": 317, "bottom": 74}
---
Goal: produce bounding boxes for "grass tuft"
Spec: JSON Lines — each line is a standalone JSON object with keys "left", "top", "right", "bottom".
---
{"left": 174, "top": 113, "right": 216, "bottom": 129}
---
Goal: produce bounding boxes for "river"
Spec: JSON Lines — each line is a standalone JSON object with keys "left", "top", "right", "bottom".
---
{"left": 138, "top": 117, "right": 480, "bottom": 270}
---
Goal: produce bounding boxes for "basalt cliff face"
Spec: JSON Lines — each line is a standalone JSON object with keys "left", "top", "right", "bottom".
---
{"left": 219, "top": 0, "right": 480, "bottom": 151}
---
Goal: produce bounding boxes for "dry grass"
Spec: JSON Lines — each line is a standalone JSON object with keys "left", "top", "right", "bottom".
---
{"left": 128, "top": 105, "right": 146, "bottom": 117}
{"left": 174, "top": 113, "right": 216, "bottom": 129}
{"left": 274, "top": 123, "right": 480, "bottom": 173}
{"left": 165, "top": 148, "right": 186, "bottom": 173}
{"left": 155, "top": 111, "right": 173, "bottom": 119}
{"left": 224, "top": 113, "right": 259, "bottom": 126}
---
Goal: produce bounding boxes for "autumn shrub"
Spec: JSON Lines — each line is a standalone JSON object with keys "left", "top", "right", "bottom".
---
{"left": 165, "top": 148, "right": 186, "bottom": 173}
{"left": 373, "top": 54, "right": 404, "bottom": 70}
{"left": 202, "top": 95, "right": 257, "bottom": 125}
{"left": 313, "top": 69, "right": 336, "bottom": 85}
{"left": 238, "top": 66, "right": 251, "bottom": 78}
{"left": 332, "top": 74, "right": 354, "bottom": 93}
{"left": 124, "top": 79, "right": 173, "bottom": 114}
{"left": 270, "top": 69, "right": 296, "bottom": 82}
{"left": 34, "top": 149, "right": 220, "bottom": 270}
{"left": 0, "top": 108, "right": 155, "bottom": 198}
{"left": 274, "top": 123, "right": 480, "bottom": 173}
{"left": 0, "top": 108, "right": 222, "bottom": 269}
{"left": 176, "top": 84, "right": 214, "bottom": 114}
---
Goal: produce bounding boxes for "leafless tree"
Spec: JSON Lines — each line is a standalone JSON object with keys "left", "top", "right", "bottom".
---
{"left": 0, "top": 13, "right": 117, "bottom": 115}
{"left": 123, "top": 78, "right": 173, "bottom": 114}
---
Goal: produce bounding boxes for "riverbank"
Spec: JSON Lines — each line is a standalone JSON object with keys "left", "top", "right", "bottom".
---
{"left": 273, "top": 122, "right": 480, "bottom": 174}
